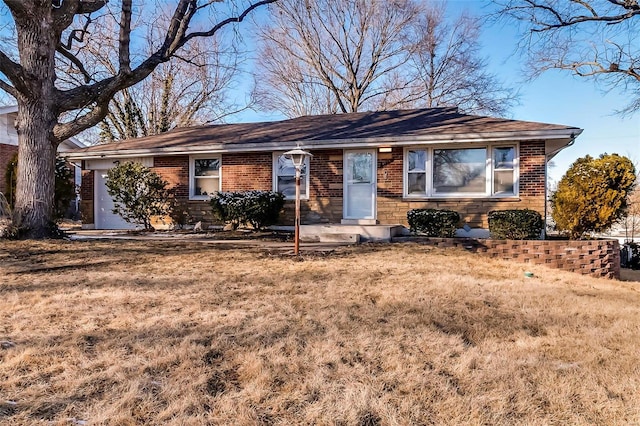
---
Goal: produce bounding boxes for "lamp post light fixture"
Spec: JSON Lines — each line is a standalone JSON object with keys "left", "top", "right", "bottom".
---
{"left": 283, "top": 147, "right": 313, "bottom": 255}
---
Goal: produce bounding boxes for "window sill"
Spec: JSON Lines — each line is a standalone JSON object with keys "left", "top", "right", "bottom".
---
{"left": 402, "top": 196, "right": 521, "bottom": 202}
{"left": 284, "top": 197, "right": 310, "bottom": 202}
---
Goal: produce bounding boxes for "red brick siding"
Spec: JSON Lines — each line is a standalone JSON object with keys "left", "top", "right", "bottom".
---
{"left": 153, "top": 155, "right": 189, "bottom": 198}
{"left": 408, "top": 238, "right": 620, "bottom": 279}
{"left": 80, "top": 169, "right": 94, "bottom": 224}
{"left": 80, "top": 142, "right": 549, "bottom": 229}
{"left": 377, "top": 149, "right": 403, "bottom": 197}
{"left": 221, "top": 153, "right": 272, "bottom": 191}
{"left": 519, "top": 140, "right": 546, "bottom": 197}
{"left": 376, "top": 144, "right": 546, "bottom": 227}
{"left": 296, "top": 149, "right": 344, "bottom": 223}
{"left": 0, "top": 143, "right": 18, "bottom": 195}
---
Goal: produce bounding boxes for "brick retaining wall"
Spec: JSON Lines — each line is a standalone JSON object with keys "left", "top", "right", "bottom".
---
{"left": 406, "top": 237, "right": 620, "bottom": 279}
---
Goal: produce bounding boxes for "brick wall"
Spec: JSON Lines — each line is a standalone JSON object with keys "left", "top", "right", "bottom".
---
{"left": 153, "top": 155, "right": 189, "bottom": 198}
{"left": 79, "top": 141, "right": 549, "bottom": 229}
{"left": 80, "top": 169, "right": 94, "bottom": 224}
{"left": 375, "top": 145, "right": 546, "bottom": 228}
{"left": 519, "top": 140, "right": 546, "bottom": 197}
{"left": 407, "top": 237, "right": 620, "bottom": 279}
{"left": 0, "top": 143, "right": 18, "bottom": 195}
{"left": 222, "top": 152, "right": 272, "bottom": 191}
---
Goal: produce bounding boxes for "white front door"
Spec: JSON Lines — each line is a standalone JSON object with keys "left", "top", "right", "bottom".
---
{"left": 94, "top": 171, "right": 137, "bottom": 230}
{"left": 344, "top": 149, "right": 376, "bottom": 220}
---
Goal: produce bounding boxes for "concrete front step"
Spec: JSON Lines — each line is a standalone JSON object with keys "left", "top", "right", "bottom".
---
{"left": 300, "top": 233, "right": 361, "bottom": 244}
{"left": 300, "top": 224, "right": 406, "bottom": 243}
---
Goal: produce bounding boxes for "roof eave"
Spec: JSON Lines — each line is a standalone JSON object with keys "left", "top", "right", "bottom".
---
{"left": 62, "top": 128, "right": 582, "bottom": 160}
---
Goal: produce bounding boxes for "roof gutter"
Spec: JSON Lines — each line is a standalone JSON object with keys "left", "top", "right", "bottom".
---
{"left": 546, "top": 129, "right": 583, "bottom": 161}
{"left": 63, "top": 129, "right": 582, "bottom": 160}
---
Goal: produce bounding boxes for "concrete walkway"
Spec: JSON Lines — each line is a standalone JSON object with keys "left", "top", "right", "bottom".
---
{"left": 66, "top": 230, "right": 357, "bottom": 253}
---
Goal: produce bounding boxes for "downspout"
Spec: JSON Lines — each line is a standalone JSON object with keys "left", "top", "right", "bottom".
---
{"left": 544, "top": 133, "right": 578, "bottom": 239}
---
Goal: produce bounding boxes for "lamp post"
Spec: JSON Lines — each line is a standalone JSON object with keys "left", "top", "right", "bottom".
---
{"left": 283, "top": 147, "right": 312, "bottom": 255}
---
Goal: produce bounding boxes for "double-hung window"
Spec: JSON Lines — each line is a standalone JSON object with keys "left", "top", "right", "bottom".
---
{"left": 492, "top": 146, "right": 516, "bottom": 195}
{"left": 404, "top": 145, "right": 517, "bottom": 197}
{"left": 190, "top": 156, "right": 221, "bottom": 199}
{"left": 273, "top": 153, "right": 309, "bottom": 199}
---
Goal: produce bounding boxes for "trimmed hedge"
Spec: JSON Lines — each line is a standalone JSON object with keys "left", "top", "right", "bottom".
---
{"left": 407, "top": 208, "right": 459, "bottom": 237}
{"left": 488, "top": 209, "right": 544, "bottom": 240}
{"left": 210, "top": 190, "right": 285, "bottom": 230}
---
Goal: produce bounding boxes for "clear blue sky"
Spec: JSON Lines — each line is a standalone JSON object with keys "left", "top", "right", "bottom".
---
{"left": 234, "top": 0, "right": 639, "bottom": 183}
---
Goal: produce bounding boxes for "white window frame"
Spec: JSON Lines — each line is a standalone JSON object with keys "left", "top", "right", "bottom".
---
{"left": 273, "top": 152, "right": 310, "bottom": 200}
{"left": 189, "top": 155, "right": 221, "bottom": 200}
{"left": 403, "top": 143, "right": 519, "bottom": 198}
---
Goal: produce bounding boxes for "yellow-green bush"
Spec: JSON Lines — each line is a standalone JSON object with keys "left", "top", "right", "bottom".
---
{"left": 552, "top": 154, "right": 636, "bottom": 239}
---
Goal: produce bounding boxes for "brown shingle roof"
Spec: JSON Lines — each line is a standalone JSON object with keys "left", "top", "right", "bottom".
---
{"left": 71, "top": 108, "right": 581, "bottom": 155}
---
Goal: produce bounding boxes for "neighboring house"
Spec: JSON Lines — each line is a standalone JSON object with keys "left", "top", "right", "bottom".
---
{"left": 64, "top": 108, "right": 582, "bottom": 233}
{"left": 0, "top": 105, "right": 84, "bottom": 210}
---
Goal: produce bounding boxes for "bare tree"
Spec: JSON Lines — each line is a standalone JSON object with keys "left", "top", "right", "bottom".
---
{"left": 80, "top": 14, "right": 247, "bottom": 143}
{"left": 252, "top": 0, "right": 421, "bottom": 117}
{"left": 381, "top": 4, "right": 516, "bottom": 116}
{"left": 253, "top": 0, "right": 516, "bottom": 117}
{"left": 623, "top": 184, "right": 640, "bottom": 242}
{"left": 493, "top": 0, "right": 640, "bottom": 115}
{"left": 0, "top": 0, "right": 274, "bottom": 238}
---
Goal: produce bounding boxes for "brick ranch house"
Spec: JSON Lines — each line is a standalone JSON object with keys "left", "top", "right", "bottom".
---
{"left": 65, "top": 108, "right": 582, "bottom": 234}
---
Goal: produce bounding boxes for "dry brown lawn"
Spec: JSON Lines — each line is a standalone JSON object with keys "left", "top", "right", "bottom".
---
{"left": 1, "top": 240, "right": 640, "bottom": 425}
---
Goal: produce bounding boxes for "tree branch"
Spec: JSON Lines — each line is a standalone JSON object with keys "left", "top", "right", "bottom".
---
{"left": 0, "top": 79, "right": 17, "bottom": 98}
{"left": 119, "top": 0, "right": 133, "bottom": 74}
{"left": 57, "top": 44, "right": 92, "bottom": 83}
{"left": 57, "top": 0, "right": 273, "bottom": 134}
{"left": 183, "top": 0, "right": 278, "bottom": 45}
{"left": 0, "top": 49, "right": 30, "bottom": 95}
{"left": 54, "top": 102, "right": 110, "bottom": 141}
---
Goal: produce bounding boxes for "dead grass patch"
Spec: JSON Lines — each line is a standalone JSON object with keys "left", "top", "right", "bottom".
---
{"left": 1, "top": 240, "right": 640, "bottom": 425}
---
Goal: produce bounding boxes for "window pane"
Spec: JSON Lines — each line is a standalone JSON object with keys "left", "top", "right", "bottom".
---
{"left": 278, "top": 155, "right": 306, "bottom": 176}
{"left": 347, "top": 152, "right": 373, "bottom": 183}
{"left": 433, "top": 148, "right": 486, "bottom": 193}
{"left": 494, "top": 147, "right": 515, "bottom": 169}
{"left": 408, "top": 173, "right": 426, "bottom": 194}
{"left": 195, "top": 159, "right": 220, "bottom": 177}
{"left": 194, "top": 177, "right": 219, "bottom": 196}
{"left": 493, "top": 170, "right": 514, "bottom": 194}
{"left": 408, "top": 150, "right": 426, "bottom": 172}
{"left": 277, "top": 175, "right": 306, "bottom": 197}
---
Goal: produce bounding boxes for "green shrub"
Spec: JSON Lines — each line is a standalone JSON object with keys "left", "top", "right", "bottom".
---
{"left": 105, "top": 162, "right": 173, "bottom": 230}
{"left": 488, "top": 209, "right": 543, "bottom": 240}
{"left": 407, "top": 208, "right": 459, "bottom": 237}
{"left": 210, "top": 190, "right": 285, "bottom": 230}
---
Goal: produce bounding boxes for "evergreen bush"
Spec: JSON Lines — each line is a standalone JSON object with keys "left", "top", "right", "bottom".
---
{"left": 552, "top": 154, "right": 636, "bottom": 239}
{"left": 105, "top": 162, "right": 172, "bottom": 230}
{"left": 407, "top": 208, "right": 459, "bottom": 237}
{"left": 488, "top": 209, "right": 544, "bottom": 240}
{"left": 210, "top": 190, "right": 285, "bottom": 230}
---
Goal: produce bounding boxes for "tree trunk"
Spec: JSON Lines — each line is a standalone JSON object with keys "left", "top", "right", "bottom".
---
{"left": 12, "top": 9, "right": 59, "bottom": 238}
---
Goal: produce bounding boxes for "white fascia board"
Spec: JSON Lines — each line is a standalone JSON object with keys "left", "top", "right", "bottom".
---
{"left": 0, "top": 105, "right": 18, "bottom": 115}
{"left": 63, "top": 128, "right": 582, "bottom": 160}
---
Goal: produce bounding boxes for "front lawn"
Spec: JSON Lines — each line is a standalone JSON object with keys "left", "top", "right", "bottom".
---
{"left": 1, "top": 240, "right": 639, "bottom": 425}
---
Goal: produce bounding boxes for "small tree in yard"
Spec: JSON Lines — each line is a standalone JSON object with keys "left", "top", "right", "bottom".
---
{"left": 106, "top": 162, "right": 172, "bottom": 231}
{"left": 552, "top": 154, "right": 636, "bottom": 239}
